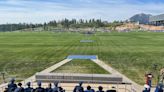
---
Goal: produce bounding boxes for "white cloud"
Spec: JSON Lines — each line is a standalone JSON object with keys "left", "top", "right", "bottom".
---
{"left": 0, "top": 0, "right": 164, "bottom": 24}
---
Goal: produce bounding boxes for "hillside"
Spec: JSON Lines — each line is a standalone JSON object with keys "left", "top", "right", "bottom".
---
{"left": 129, "top": 13, "right": 152, "bottom": 24}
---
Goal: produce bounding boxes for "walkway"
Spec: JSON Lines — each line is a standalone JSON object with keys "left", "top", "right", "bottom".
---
{"left": 91, "top": 59, "right": 143, "bottom": 92}
{"left": 0, "top": 57, "right": 155, "bottom": 92}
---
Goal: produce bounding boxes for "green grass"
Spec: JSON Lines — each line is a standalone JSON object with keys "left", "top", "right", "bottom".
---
{"left": 53, "top": 59, "right": 109, "bottom": 74}
{"left": 0, "top": 31, "right": 164, "bottom": 85}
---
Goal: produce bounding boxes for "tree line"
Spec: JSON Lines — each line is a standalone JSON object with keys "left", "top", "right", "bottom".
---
{"left": 0, "top": 19, "right": 123, "bottom": 32}
{"left": 0, "top": 23, "right": 42, "bottom": 32}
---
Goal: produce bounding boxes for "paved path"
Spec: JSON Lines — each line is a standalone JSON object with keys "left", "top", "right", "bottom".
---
{"left": 91, "top": 59, "right": 143, "bottom": 92}
{"left": 23, "top": 59, "right": 72, "bottom": 84}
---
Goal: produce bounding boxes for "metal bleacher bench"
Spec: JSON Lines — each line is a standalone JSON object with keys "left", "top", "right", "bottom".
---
{"left": 35, "top": 73, "right": 125, "bottom": 84}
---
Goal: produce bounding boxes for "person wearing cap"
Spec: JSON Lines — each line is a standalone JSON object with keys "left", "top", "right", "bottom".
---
{"left": 84, "top": 85, "right": 95, "bottom": 92}
{"left": 46, "top": 83, "right": 53, "bottom": 92}
{"left": 53, "top": 81, "right": 59, "bottom": 92}
{"left": 24, "top": 82, "right": 33, "bottom": 92}
{"left": 96, "top": 86, "right": 104, "bottom": 92}
{"left": 34, "top": 81, "right": 45, "bottom": 92}
{"left": 8, "top": 78, "right": 17, "bottom": 92}
{"left": 14, "top": 83, "right": 24, "bottom": 92}
{"left": 73, "top": 82, "right": 84, "bottom": 92}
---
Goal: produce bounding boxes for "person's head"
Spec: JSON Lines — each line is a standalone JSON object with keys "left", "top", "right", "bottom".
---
{"left": 54, "top": 81, "right": 58, "bottom": 87}
{"left": 144, "top": 84, "right": 150, "bottom": 90}
{"left": 18, "top": 83, "right": 22, "bottom": 87}
{"left": 4, "top": 88, "right": 8, "bottom": 92}
{"left": 48, "top": 83, "right": 52, "bottom": 88}
{"left": 37, "top": 81, "right": 42, "bottom": 87}
{"left": 26, "top": 82, "right": 31, "bottom": 87}
{"left": 98, "top": 86, "right": 103, "bottom": 91}
{"left": 58, "top": 87, "right": 63, "bottom": 91}
{"left": 79, "top": 82, "right": 83, "bottom": 86}
{"left": 87, "top": 85, "right": 91, "bottom": 90}
{"left": 10, "top": 78, "right": 15, "bottom": 83}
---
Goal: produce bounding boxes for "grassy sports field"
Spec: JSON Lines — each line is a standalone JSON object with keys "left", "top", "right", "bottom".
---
{"left": 0, "top": 31, "right": 164, "bottom": 85}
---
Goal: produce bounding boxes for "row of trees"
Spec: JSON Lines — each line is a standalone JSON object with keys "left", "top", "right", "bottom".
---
{"left": 0, "top": 23, "right": 42, "bottom": 32}
{"left": 0, "top": 19, "right": 123, "bottom": 32}
{"left": 44, "top": 19, "right": 106, "bottom": 29}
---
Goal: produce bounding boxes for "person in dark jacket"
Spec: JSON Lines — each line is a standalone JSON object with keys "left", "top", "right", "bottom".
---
{"left": 73, "top": 82, "right": 84, "bottom": 92}
{"left": 84, "top": 85, "right": 95, "bottom": 92}
{"left": 14, "top": 83, "right": 24, "bottom": 92}
{"left": 24, "top": 82, "right": 33, "bottom": 92}
{"left": 35, "top": 81, "right": 45, "bottom": 92}
{"left": 142, "top": 88, "right": 149, "bottom": 92}
{"left": 106, "top": 86, "right": 116, "bottom": 92}
{"left": 158, "top": 88, "right": 163, "bottom": 92}
{"left": 53, "top": 82, "right": 59, "bottom": 92}
{"left": 4, "top": 88, "right": 8, "bottom": 92}
{"left": 58, "top": 87, "right": 65, "bottom": 92}
{"left": 96, "top": 86, "right": 104, "bottom": 92}
{"left": 155, "top": 83, "right": 163, "bottom": 92}
{"left": 46, "top": 83, "right": 53, "bottom": 92}
{"left": 8, "top": 78, "right": 17, "bottom": 92}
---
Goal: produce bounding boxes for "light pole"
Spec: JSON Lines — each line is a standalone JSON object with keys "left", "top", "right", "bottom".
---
{"left": 152, "top": 64, "right": 158, "bottom": 85}
{"left": 0, "top": 72, "right": 6, "bottom": 83}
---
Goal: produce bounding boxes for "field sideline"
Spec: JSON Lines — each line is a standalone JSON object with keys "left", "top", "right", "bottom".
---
{"left": 0, "top": 31, "right": 164, "bottom": 85}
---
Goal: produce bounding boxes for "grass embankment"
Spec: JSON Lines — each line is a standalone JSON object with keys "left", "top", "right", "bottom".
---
{"left": 53, "top": 59, "right": 109, "bottom": 74}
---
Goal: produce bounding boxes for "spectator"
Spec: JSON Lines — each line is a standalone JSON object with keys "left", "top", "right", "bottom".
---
{"left": 96, "top": 86, "right": 104, "bottom": 92}
{"left": 155, "top": 83, "right": 163, "bottom": 92}
{"left": 106, "top": 86, "right": 116, "bottom": 92}
{"left": 24, "top": 82, "right": 33, "bottom": 92}
{"left": 106, "top": 90, "right": 116, "bottom": 92}
{"left": 8, "top": 78, "right": 17, "bottom": 92}
{"left": 46, "top": 83, "right": 53, "bottom": 92}
{"left": 73, "top": 82, "right": 84, "bottom": 92}
{"left": 158, "top": 87, "right": 163, "bottom": 92}
{"left": 35, "top": 81, "right": 45, "bottom": 92}
{"left": 58, "top": 87, "right": 65, "bottom": 92}
{"left": 143, "top": 88, "right": 149, "bottom": 92}
{"left": 143, "top": 84, "right": 150, "bottom": 92}
{"left": 14, "top": 83, "right": 24, "bottom": 92}
{"left": 4, "top": 88, "right": 8, "bottom": 92}
{"left": 53, "top": 82, "right": 59, "bottom": 92}
{"left": 84, "top": 85, "right": 95, "bottom": 92}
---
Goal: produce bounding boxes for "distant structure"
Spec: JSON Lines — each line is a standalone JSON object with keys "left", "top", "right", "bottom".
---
{"left": 149, "top": 14, "right": 164, "bottom": 26}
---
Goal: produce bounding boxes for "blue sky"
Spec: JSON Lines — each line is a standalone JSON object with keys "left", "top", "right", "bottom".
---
{"left": 0, "top": 0, "right": 164, "bottom": 24}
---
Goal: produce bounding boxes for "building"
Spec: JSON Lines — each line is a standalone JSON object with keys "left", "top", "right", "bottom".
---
{"left": 149, "top": 14, "right": 164, "bottom": 26}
